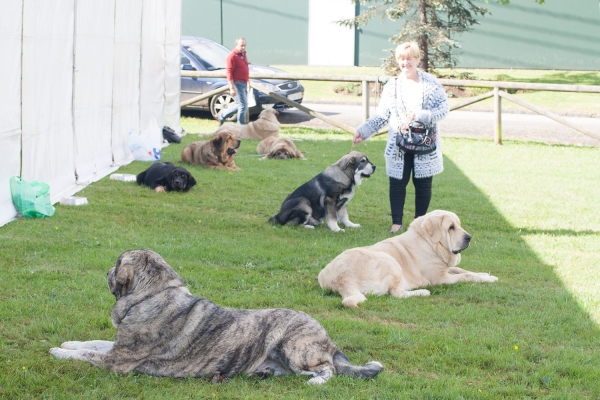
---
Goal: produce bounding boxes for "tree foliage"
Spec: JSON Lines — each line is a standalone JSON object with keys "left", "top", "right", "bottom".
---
{"left": 339, "top": 0, "right": 545, "bottom": 74}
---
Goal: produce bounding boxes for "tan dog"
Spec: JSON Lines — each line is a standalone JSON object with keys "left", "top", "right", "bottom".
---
{"left": 318, "top": 210, "right": 498, "bottom": 307}
{"left": 49, "top": 250, "right": 384, "bottom": 384}
{"left": 216, "top": 108, "right": 279, "bottom": 140}
{"left": 257, "top": 136, "right": 306, "bottom": 160}
{"left": 181, "top": 131, "right": 241, "bottom": 171}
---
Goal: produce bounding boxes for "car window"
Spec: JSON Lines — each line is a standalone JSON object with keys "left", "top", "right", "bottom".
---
{"left": 184, "top": 42, "right": 231, "bottom": 71}
{"left": 181, "top": 53, "right": 191, "bottom": 65}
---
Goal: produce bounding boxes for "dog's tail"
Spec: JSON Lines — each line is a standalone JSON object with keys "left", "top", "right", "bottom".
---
{"left": 333, "top": 350, "right": 383, "bottom": 379}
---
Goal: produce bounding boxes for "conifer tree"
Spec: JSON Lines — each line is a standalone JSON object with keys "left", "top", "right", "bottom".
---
{"left": 339, "top": 0, "right": 544, "bottom": 73}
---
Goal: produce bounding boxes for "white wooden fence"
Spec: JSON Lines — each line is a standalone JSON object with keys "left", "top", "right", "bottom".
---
{"left": 181, "top": 71, "right": 600, "bottom": 144}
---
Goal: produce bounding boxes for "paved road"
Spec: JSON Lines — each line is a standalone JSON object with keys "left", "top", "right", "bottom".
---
{"left": 277, "top": 102, "right": 600, "bottom": 147}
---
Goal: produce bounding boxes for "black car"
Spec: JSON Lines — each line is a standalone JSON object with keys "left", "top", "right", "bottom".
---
{"left": 181, "top": 36, "right": 304, "bottom": 120}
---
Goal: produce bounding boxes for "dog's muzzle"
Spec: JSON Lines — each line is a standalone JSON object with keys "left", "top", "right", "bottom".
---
{"left": 453, "top": 234, "right": 472, "bottom": 254}
{"left": 173, "top": 178, "right": 184, "bottom": 189}
{"left": 360, "top": 164, "right": 376, "bottom": 178}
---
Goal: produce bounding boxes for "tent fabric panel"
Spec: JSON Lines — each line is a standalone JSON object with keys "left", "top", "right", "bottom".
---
{"left": 139, "top": 0, "right": 166, "bottom": 133}
{"left": 111, "top": 0, "right": 143, "bottom": 165}
{"left": 73, "top": 0, "right": 117, "bottom": 184}
{"left": 164, "top": 0, "right": 182, "bottom": 133}
{"left": 21, "top": 0, "right": 77, "bottom": 202}
{"left": 0, "top": 0, "right": 23, "bottom": 226}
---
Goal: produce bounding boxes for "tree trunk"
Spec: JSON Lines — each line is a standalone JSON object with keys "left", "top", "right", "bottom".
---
{"left": 419, "top": 0, "right": 429, "bottom": 72}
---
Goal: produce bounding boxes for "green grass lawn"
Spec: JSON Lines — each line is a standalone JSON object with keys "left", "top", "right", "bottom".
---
{"left": 273, "top": 65, "right": 600, "bottom": 116}
{"left": 1, "top": 119, "right": 599, "bottom": 398}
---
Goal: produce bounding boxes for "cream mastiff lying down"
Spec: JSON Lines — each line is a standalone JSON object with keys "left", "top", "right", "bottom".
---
{"left": 50, "top": 250, "right": 383, "bottom": 384}
{"left": 216, "top": 108, "right": 280, "bottom": 140}
{"left": 318, "top": 210, "right": 498, "bottom": 308}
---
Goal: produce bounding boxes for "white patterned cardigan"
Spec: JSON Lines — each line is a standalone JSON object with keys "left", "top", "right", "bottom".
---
{"left": 356, "top": 70, "right": 449, "bottom": 180}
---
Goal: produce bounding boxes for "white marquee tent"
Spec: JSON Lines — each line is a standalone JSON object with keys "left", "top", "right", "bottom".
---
{"left": 0, "top": 0, "right": 182, "bottom": 227}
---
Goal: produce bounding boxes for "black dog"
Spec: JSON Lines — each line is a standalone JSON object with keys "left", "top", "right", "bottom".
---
{"left": 136, "top": 162, "right": 196, "bottom": 193}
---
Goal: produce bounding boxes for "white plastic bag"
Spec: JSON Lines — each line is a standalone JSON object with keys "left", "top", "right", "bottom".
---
{"left": 128, "top": 117, "right": 163, "bottom": 161}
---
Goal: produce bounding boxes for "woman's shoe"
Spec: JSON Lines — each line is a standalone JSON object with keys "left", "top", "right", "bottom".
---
{"left": 390, "top": 224, "right": 403, "bottom": 234}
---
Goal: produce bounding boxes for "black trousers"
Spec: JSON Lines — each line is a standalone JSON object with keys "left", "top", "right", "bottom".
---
{"left": 389, "top": 153, "right": 433, "bottom": 226}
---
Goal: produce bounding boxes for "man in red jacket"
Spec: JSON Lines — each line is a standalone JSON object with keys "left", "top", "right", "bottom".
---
{"left": 217, "top": 37, "right": 251, "bottom": 126}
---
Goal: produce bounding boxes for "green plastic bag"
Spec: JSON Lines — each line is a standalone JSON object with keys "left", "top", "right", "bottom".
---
{"left": 9, "top": 176, "right": 56, "bottom": 218}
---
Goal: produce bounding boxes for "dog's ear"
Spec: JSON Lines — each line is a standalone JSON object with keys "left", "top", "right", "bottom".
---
{"left": 342, "top": 155, "right": 356, "bottom": 171}
{"left": 421, "top": 213, "right": 443, "bottom": 243}
{"left": 112, "top": 260, "right": 134, "bottom": 300}
{"left": 212, "top": 135, "right": 223, "bottom": 149}
{"left": 116, "top": 263, "right": 133, "bottom": 286}
{"left": 186, "top": 173, "right": 197, "bottom": 189}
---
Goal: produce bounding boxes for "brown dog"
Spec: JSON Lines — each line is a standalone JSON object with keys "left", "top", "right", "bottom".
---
{"left": 181, "top": 131, "right": 241, "bottom": 171}
{"left": 216, "top": 108, "right": 279, "bottom": 140}
{"left": 318, "top": 210, "right": 498, "bottom": 307}
{"left": 257, "top": 137, "right": 305, "bottom": 160}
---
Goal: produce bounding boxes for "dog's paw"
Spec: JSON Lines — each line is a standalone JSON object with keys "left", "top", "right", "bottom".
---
{"left": 303, "top": 225, "right": 315, "bottom": 229}
{"left": 482, "top": 275, "right": 499, "bottom": 282}
{"left": 306, "top": 369, "right": 333, "bottom": 385}
{"left": 342, "top": 294, "right": 367, "bottom": 308}
{"left": 344, "top": 223, "right": 360, "bottom": 228}
{"left": 49, "top": 347, "right": 72, "bottom": 359}
{"left": 411, "top": 289, "right": 431, "bottom": 297}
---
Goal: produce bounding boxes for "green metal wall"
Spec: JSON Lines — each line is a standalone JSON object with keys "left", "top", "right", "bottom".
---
{"left": 182, "top": 0, "right": 309, "bottom": 65}
{"left": 356, "top": 0, "right": 600, "bottom": 70}
{"left": 182, "top": 0, "right": 599, "bottom": 70}
{"left": 456, "top": 0, "right": 600, "bottom": 70}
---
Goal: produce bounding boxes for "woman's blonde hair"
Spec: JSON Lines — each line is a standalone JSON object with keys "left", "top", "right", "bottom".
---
{"left": 395, "top": 42, "right": 421, "bottom": 60}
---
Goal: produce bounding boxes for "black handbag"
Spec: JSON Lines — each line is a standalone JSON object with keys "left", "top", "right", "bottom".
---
{"left": 393, "top": 78, "right": 437, "bottom": 155}
{"left": 396, "top": 120, "right": 436, "bottom": 155}
{"left": 162, "top": 126, "right": 181, "bottom": 144}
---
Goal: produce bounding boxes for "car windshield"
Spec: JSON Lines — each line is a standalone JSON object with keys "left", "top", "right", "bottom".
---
{"left": 185, "top": 41, "right": 231, "bottom": 71}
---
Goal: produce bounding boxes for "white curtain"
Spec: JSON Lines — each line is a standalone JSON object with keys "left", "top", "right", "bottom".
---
{"left": 164, "top": 0, "right": 182, "bottom": 134}
{"left": 73, "top": 0, "right": 118, "bottom": 184}
{"left": 111, "top": 0, "right": 143, "bottom": 166}
{"left": 21, "top": 0, "right": 77, "bottom": 201}
{"left": 139, "top": 0, "right": 166, "bottom": 133}
{"left": 0, "top": 0, "right": 23, "bottom": 226}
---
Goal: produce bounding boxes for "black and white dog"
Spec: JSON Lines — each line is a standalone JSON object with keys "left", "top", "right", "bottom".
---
{"left": 269, "top": 151, "right": 375, "bottom": 232}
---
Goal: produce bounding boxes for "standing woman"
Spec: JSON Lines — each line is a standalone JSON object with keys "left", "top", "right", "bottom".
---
{"left": 353, "top": 42, "right": 449, "bottom": 233}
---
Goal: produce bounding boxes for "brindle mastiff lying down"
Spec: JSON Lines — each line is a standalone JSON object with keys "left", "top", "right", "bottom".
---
{"left": 49, "top": 250, "right": 383, "bottom": 384}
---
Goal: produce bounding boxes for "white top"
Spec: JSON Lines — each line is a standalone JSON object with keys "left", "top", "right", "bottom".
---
{"left": 398, "top": 76, "right": 423, "bottom": 114}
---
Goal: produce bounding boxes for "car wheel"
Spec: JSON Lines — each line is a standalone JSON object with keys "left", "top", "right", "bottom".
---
{"left": 210, "top": 92, "right": 237, "bottom": 122}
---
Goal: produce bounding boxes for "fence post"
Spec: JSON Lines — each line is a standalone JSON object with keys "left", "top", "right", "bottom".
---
{"left": 362, "top": 80, "right": 370, "bottom": 122}
{"left": 494, "top": 86, "right": 502, "bottom": 145}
